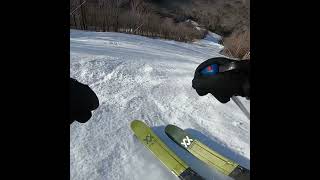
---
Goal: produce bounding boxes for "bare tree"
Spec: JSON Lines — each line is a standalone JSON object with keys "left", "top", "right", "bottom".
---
{"left": 129, "top": 0, "right": 144, "bottom": 14}
{"left": 79, "top": 0, "right": 87, "bottom": 30}
{"left": 70, "top": 0, "right": 206, "bottom": 42}
{"left": 70, "top": 0, "right": 80, "bottom": 28}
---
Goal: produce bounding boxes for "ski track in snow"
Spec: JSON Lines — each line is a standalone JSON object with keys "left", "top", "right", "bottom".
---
{"left": 70, "top": 30, "right": 250, "bottom": 180}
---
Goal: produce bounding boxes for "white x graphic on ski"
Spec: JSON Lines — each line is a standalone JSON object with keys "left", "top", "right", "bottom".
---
{"left": 181, "top": 136, "right": 193, "bottom": 148}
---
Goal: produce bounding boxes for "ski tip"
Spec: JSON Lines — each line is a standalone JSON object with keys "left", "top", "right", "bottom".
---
{"left": 131, "top": 120, "right": 141, "bottom": 130}
{"left": 165, "top": 124, "right": 174, "bottom": 133}
{"left": 165, "top": 124, "right": 183, "bottom": 134}
{"left": 130, "top": 120, "right": 148, "bottom": 131}
{"left": 165, "top": 124, "right": 194, "bottom": 149}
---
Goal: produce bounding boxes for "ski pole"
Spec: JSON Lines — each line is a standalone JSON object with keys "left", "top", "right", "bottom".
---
{"left": 231, "top": 96, "right": 250, "bottom": 120}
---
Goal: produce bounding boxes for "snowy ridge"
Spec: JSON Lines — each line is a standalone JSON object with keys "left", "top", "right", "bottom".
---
{"left": 70, "top": 30, "right": 249, "bottom": 180}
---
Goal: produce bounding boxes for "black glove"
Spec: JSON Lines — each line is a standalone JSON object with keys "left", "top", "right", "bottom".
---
{"left": 70, "top": 78, "right": 99, "bottom": 124}
{"left": 192, "top": 57, "right": 250, "bottom": 103}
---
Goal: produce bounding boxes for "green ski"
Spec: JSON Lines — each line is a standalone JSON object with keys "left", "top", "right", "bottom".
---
{"left": 165, "top": 124, "right": 250, "bottom": 180}
{"left": 131, "top": 120, "right": 204, "bottom": 180}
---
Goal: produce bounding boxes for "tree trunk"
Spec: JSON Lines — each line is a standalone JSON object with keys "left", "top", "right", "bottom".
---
{"left": 73, "top": 14, "right": 77, "bottom": 28}
{"left": 80, "top": 0, "right": 87, "bottom": 30}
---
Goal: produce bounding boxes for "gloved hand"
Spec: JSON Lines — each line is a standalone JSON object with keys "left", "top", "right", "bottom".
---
{"left": 192, "top": 57, "right": 250, "bottom": 103}
{"left": 70, "top": 78, "right": 99, "bottom": 124}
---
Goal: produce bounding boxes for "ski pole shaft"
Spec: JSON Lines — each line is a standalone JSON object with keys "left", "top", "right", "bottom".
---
{"left": 231, "top": 96, "right": 250, "bottom": 120}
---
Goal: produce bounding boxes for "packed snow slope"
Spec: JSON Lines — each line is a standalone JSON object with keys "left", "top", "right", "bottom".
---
{"left": 70, "top": 30, "right": 250, "bottom": 180}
